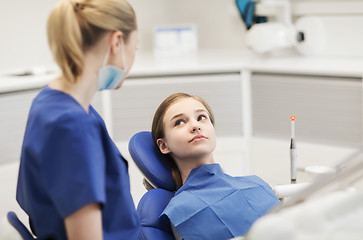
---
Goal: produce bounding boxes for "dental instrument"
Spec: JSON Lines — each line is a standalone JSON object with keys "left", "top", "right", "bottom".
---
{"left": 290, "top": 115, "right": 296, "bottom": 184}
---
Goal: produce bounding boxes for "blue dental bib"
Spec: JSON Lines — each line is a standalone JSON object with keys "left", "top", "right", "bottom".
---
{"left": 162, "top": 163, "right": 279, "bottom": 240}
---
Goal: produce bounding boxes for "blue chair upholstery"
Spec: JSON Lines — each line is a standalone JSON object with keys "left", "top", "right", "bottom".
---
{"left": 137, "top": 189, "right": 174, "bottom": 240}
{"left": 7, "top": 211, "right": 35, "bottom": 240}
{"left": 129, "top": 131, "right": 176, "bottom": 240}
{"left": 129, "top": 131, "right": 175, "bottom": 191}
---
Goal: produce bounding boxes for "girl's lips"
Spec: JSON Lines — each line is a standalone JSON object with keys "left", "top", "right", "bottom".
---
{"left": 190, "top": 135, "right": 207, "bottom": 142}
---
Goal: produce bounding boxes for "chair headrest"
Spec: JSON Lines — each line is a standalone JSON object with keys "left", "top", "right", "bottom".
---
{"left": 129, "top": 131, "right": 176, "bottom": 191}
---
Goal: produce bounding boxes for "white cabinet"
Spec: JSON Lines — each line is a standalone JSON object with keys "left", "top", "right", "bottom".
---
{"left": 110, "top": 73, "right": 243, "bottom": 142}
{"left": 1, "top": 72, "right": 362, "bottom": 167}
{"left": 0, "top": 90, "right": 39, "bottom": 165}
{"left": 252, "top": 73, "right": 362, "bottom": 146}
{"left": 1, "top": 52, "right": 362, "bottom": 172}
{"left": 0, "top": 89, "right": 103, "bottom": 165}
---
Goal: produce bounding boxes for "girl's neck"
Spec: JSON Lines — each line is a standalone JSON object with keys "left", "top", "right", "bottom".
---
{"left": 174, "top": 154, "right": 216, "bottom": 184}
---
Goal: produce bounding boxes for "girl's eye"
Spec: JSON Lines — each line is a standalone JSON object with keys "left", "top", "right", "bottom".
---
{"left": 175, "top": 120, "right": 185, "bottom": 126}
{"left": 198, "top": 115, "right": 207, "bottom": 121}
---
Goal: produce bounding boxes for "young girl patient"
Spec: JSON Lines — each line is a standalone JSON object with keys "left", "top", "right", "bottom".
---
{"left": 151, "top": 93, "right": 280, "bottom": 240}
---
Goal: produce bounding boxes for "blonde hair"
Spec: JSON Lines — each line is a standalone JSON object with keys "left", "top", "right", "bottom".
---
{"left": 47, "top": 0, "right": 137, "bottom": 83}
{"left": 151, "top": 93, "right": 215, "bottom": 190}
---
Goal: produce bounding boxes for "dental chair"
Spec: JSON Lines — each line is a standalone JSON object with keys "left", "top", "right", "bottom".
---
{"left": 128, "top": 131, "right": 306, "bottom": 240}
{"left": 129, "top": 131, "right": 176, "bottom": 240}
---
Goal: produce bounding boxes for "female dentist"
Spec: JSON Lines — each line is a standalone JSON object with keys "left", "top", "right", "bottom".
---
{"left": 16, "top": 0, "right": 140, "bottom": 239}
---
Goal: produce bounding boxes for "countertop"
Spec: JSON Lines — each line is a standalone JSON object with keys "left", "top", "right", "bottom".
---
{"left": 1, "top": 50, "right": 363, "bottom": 93}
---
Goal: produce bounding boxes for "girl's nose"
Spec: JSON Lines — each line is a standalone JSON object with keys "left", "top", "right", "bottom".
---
{"left": 192, "top": 126, "right": 201, "bottom": 132}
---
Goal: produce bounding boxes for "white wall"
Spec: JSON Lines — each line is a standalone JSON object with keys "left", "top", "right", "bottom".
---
{"left": 0, "top": 1, "right": 57, "bottom": 70}
{"left": 0, "top": 0, "right": 248, "bottom": 71}
{"left": 129, "top": 0, "right": 247, "bottom": 51}
{"left": 2, "top": 0, "right": 363, "bottom": 71}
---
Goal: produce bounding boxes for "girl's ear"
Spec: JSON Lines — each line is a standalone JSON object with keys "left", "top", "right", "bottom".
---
{"left": 156, "top": 138, "right": 171, "bottom": 154}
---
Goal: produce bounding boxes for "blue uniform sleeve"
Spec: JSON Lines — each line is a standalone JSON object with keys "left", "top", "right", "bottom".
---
{"left": 40, "top": 112, "right": 106, "bottom": 219}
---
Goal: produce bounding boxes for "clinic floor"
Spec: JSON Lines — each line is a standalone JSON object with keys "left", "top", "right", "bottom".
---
{"left": 0, "top": 136, "right": 359, "bottom": 238}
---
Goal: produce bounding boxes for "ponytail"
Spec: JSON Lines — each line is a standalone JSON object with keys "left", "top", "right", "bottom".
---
{"left": 47, "top": 0, "right": 137, "bottom": 83}
{"left": 47, "top": 0, "right": 84, "bottom": 83}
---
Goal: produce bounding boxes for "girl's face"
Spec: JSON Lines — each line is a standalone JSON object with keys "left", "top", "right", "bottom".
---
{"left": 157, "top": 97, "right": 216, "bottom": 161}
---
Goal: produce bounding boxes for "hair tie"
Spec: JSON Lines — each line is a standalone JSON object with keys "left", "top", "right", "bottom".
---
{"left": 73, "top": 1, "right": 84, "bottom": 12}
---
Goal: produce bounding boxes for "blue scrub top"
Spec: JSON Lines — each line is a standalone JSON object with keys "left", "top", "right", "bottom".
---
{"left": 162, "top": 164, "right": 280, "bottom": 240}
{"left": 16, "top": 86, "right": 140, "bottom": 240}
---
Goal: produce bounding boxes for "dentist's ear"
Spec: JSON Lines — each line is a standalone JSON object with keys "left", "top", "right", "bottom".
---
{"left": 157, "top": 138, "right": 171, "bottom": 154}
{"left": 110, "top": 31, "right": 124, "bottom": 53}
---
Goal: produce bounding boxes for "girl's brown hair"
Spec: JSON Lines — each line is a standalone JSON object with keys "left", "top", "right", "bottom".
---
{"left": 151, "top": 93, "right": 215, "bottom": 190}
{"left": 47, "top": 0, "right": 137, "bottom": 83}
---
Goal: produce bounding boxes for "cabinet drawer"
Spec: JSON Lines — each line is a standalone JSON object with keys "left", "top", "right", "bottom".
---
{"left": 252, "top": 73, "right": 362, "bottom": 146}
{"left": 111, "top": 74, "right": 243, "bottom": 141}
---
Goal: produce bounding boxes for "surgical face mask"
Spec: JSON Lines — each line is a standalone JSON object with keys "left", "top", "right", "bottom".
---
{"left": 97, "top": 40, "right": 128, "bottom": 91}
